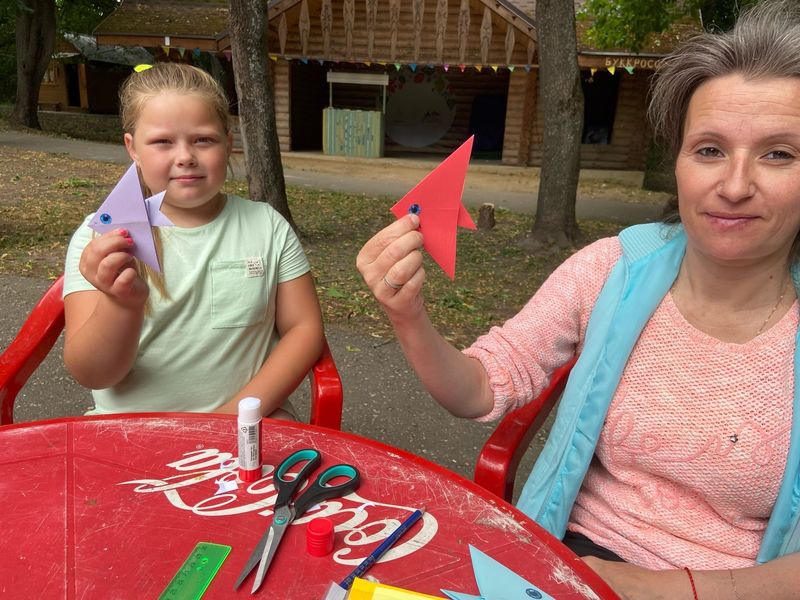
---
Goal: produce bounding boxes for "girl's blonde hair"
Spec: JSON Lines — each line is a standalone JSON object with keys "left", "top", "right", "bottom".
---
{"left": 117, "top": 63, "right": 231, "bottom": 304}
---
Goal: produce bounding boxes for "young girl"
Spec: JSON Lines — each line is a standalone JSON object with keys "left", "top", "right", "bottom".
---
{"left": 63, "top": 63, "right": 324, "bottom": 418}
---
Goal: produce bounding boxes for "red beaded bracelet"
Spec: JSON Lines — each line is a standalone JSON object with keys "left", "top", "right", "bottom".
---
{"left": 684, "top": 567, "right": 699, "bottom": 600}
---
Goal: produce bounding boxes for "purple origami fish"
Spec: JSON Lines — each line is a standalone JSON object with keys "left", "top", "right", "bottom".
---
{"left": 88, "top": 163, "right": 173, "bottom": 272}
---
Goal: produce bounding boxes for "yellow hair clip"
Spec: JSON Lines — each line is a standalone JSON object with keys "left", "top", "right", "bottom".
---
{"left": 134, "top": 64, "right": 153, "bottom": 73}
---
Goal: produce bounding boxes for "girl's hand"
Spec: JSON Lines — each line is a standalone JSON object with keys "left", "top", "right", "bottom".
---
{"left": 356, "top": 214, "right": 426, "bottom": 324}
{"left": 79, "top": 228, "right": 148, "bottom": 308}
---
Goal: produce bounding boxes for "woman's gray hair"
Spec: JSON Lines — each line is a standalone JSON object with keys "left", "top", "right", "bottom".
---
{"left": 649, "top": 0, "right": 800, "bottom": 159}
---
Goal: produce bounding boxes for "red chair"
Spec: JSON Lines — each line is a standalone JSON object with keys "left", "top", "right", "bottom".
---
{"left": 0, "top": 275, "right": 344, "bottom": 428}
{"left": 474, "top": 357, "right": 577, "bottom": 502}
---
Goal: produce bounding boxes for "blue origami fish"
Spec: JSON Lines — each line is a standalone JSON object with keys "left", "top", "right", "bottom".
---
{"left": 441, "top": 545, "right": 555, "bottom": 600}
{"left": 88, "top": 163, "right": 173, "bottom": 272}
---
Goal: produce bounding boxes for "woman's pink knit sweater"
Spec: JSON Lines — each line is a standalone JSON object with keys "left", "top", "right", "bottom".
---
{"left": 463, "top": 237, "right": 795, "bottom": 569}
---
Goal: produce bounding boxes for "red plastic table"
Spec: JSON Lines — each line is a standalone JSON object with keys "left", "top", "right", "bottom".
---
{"left": 0, "top": 414, "right": 618, "bottom": 599}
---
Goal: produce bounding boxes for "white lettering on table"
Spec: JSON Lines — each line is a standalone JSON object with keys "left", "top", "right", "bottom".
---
{"left": 118, "top": 448, "right": 438, "bottom": 564}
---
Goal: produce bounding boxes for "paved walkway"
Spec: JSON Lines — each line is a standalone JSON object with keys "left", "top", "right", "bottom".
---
{"left": 0, "top": 127, "right": 658, "bottom": 499}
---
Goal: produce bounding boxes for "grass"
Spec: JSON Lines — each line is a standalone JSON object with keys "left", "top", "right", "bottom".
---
{"left": 0, "top": 139, "right": 626, "bottom": 347}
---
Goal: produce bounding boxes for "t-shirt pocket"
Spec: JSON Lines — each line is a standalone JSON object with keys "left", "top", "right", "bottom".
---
{"left": 210, "top": 258, "right": 269, "bottom": 329}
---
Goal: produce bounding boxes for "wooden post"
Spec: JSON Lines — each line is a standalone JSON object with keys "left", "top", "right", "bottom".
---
{"left": 480, "top": 8, "right": 492, "bottom": 65}
{"left": 299, "top": 0, "right": 310, "bottom": 56}
{"left": 321, "top": 0, "right": 333, "bottom": 56}
{"left": 458, "top": 0, "right": 470, "bottom": 64}
{"left": 478, "top": 203, "right": 496, "bottom": 230}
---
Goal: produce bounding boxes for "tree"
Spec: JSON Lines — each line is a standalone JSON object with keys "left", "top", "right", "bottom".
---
{"left": 228, "top": 0, "right": 294, "bottom": 227}
{"left": 11, "top": 0, "right": 56, "bottom": 129}
{"left": 581, "top": 0, "right": 760, "bottom": 52}
{"left": 7, "top": 0, "right": 119, "bottom": 127}
{"left": 530, "top": 0, "right": 584, "bottom": 247}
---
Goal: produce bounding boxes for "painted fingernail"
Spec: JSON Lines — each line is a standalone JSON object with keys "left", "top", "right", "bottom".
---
{"left": 118, "top": 228, "right": 128, "bottom": 236}
{"left": 125, "top": 237, "right": 134, "bottom": 246}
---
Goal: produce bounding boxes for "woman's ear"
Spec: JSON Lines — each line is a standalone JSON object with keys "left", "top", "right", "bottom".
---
{"left": 124, "top": 133, "right": 139, "bottom": 164}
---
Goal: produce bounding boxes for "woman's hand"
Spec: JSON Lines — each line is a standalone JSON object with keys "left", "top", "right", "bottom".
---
{"left": 356, "top": 213, "right": 426, "bottom": 325}
{"left": 581, "top": 557, "right": 692, "bottom": 600}
{"left": 79, "top": 228, "right": 148, "bottom": 308}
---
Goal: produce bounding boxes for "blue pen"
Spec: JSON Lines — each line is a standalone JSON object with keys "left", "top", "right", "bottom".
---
{"left": 338, "top": 508, "right": 425, "bottom": 590}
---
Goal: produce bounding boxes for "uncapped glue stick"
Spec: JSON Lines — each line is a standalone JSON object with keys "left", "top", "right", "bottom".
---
{"left": 237, "top": 397, "right": 262, "bottom": 482}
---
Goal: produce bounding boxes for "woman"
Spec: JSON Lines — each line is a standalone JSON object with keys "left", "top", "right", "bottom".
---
{"left": 356, "top": 1, "right": 800, "bottom": 597}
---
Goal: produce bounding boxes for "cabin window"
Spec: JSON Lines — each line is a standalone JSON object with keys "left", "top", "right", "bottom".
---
{"left": 42, "top": 65, "right": 58, "bottom": 85}
{"left": 581, "top": 69, "right": 620, "bottom": 144}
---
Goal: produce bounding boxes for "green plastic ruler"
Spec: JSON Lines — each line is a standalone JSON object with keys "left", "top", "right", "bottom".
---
{"left": 158, "top": 542, "right": 231, "bottom": 600}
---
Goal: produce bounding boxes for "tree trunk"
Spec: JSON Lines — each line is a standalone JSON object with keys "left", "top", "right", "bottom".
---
{"left": 228, "top": 0, "right": 295, "bottom": 228}
{"left": 529, "top": 0, "right": 584, "bottom": 247}
{"left": 11, "top": 0, "right": 56, "bottom": 129}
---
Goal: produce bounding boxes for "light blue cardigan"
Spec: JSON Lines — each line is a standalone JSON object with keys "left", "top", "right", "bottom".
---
{"left": 516, "top": 222, "right": 800, "bottom": 563}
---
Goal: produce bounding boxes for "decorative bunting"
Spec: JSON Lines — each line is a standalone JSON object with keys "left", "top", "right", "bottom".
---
{"left": 625, "top": 66, "right": 634, "bottom": 75}
{"left": 193, "top": 48, "right": 201, "bottom": 58}
{"left": 178, "top": 47, "right": 186, "bottom": 58}
{"left": 260, "top": 56, "right": 536, "bottom": 76}
{"left": 608, "top": 66, "right": 616, "bottom": 75}
{"left": 161, "top": 46, "right": 170, "bottom": 57}
{"left": 223, "top": 50, "right": 232, "bottom": 61}
{"left": 590, "top": 67, "right": 597, "bottom": 76}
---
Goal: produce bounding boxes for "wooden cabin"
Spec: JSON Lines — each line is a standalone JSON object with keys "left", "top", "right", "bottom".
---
{"left": 94, "top": 0, "right": 700, "bottom": 170}
{"left": 39, "top": 33, "right": 154, "bottom": 113}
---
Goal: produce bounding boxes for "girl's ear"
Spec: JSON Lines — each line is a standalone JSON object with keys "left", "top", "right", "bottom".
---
{"left": 124, "top": 133, "right": 139, "bottom": 164}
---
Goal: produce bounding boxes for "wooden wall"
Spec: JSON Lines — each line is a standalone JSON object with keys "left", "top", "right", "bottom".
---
{"left": 502, "top": 68, "right": 535, "bottom": 164}
{"left": 273, "top": 59, "right": 292, "bottom": 151}
{"left": 269, "top": 0, "right": 536, "bottom": 68}
{"left": 283, "top": 60, "right": 510, "bottom": 155}
{"left": 39, "top": 63, "right": 71, "bottom": 110}
{"left": 577, "top": 71, "right": 649, "bottom": 170}
{"left": 522, "top": 70, "right": 651, "bottom": 170}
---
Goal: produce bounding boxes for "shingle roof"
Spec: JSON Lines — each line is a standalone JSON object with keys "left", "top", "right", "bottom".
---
{"left": 57, "top": 32, "right": 154, "bottom": 66}
{"left": 94, "top": 0, "right": 229, "bottom": 40}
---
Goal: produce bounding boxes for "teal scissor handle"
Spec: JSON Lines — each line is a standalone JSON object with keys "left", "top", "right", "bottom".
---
{"left": 273, "top": 449, "right": 322, "bottom": 509}
{"left": 292, "top": 463, "right": 360, "bottom": 518}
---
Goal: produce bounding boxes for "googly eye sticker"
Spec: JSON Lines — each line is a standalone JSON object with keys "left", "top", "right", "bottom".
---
{"left": 99, "top": 213, "right": 113, "bottom": 224}
{"left": 408, "top": 203, "right": 421, "bottom": 215}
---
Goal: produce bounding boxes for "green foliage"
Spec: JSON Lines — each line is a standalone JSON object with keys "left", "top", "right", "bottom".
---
{"left": 0, "top": 1, "right": 17, "bottom": 101}
{"left": 56, "top": 0, "right": 118, "bottom": 34}
{"left": 580, "top": 0, "right": 761, "bottom": 53}
{"left": 580, "top": 0, "right": 685, "bottom": 52}
{"left": 0, "top": 0, "right": 120, "bottom": 102}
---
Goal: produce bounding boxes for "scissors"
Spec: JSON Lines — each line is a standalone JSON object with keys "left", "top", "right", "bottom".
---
{"left": 234, "top": 448, "right": 360, "bottom": 593}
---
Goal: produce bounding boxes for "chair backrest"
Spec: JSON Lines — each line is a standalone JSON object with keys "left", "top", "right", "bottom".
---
{"left": 473, "top": 357, "right": 577, "bottom": 502}
{"left": 0, "top": 276, "right": 65, "bottom": 425}
{"left": 0, "top": 275, "right": 343, "bottom": 429}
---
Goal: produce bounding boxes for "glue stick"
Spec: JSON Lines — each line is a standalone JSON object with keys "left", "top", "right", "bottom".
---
{"left": 237, "top": 397, "right": 262, "bottom": 482}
